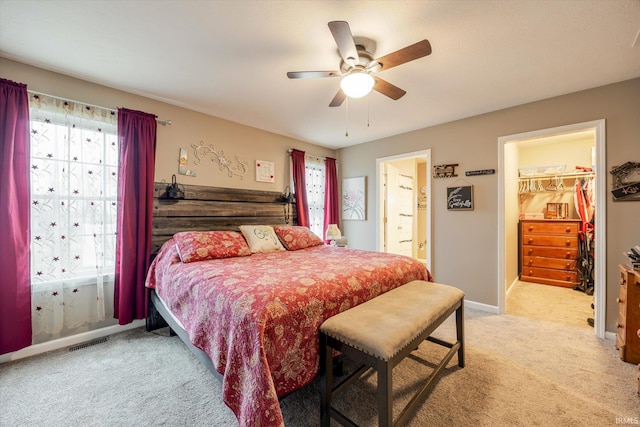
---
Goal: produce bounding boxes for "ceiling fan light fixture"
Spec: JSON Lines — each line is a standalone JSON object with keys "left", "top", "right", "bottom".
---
{"left": 340, "top": 72, "right": 374, "bottom": 98}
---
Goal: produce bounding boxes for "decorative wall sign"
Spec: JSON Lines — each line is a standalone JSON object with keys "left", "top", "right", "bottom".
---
{"left": 465, "top": 169, "right": 495, "bottom": 176}
{"left": 433, "top": 164, "right": 458, "bottom": 179}
{"left": 178, "top": 148, "right": 196, "bottom": 177}
{"left": 610, "top": 161, "right": 640, "bottom": 201}
{"left": 191, "top": 141, "right": 248, "bottom": 179}
{"left": 256, "top": 160, "right": 275, "bottom": 183}
{"left": 342, "top": 176, "right": 366, "bottom": 220}
{"left": 447, "top": 185, "right": 474, "bottom": 210}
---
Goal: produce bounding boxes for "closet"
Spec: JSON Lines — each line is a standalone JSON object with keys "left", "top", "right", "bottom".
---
{"left": 516, "top": 135, "right": 596, "bottom": 295}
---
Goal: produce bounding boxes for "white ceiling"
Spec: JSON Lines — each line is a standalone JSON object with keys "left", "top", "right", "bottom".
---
{"left": 1, "top": 0, "right": 639, "bottom": 150}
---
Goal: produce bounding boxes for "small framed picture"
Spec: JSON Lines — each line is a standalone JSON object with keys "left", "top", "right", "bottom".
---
{"left": 447, "top": 185, "right": 473, "bottom": 210}
{"left": 256, "top": 160, "right": 274, "bottom": 183}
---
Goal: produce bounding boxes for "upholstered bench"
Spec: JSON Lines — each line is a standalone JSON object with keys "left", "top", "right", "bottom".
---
{"left": 319, "top": 280, "right": 465, "bottom": 427}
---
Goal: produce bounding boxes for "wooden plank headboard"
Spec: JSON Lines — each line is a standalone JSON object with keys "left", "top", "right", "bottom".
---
{"left": 152, "top": 182, "right": 296, "bottom": 255}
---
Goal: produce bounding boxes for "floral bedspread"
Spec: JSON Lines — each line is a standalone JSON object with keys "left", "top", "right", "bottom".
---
{"left": 146, "top": 240, "right": 432, "bottom": 427}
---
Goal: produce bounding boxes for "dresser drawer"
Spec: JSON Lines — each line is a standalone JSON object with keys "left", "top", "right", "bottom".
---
{"left": 522, "top": 256, "right": 576, "bottom": 270}
{"left": 522, "top": 246, "right": 578, "bottom": 259}
{"left": 521, "top": 221, "right": 580, "bottom": 235}
{"left": 522, "top": 235, "right": 578, "bottom": 248}
{"left": 521, "top": 266, "right": 578, "bottom": 282}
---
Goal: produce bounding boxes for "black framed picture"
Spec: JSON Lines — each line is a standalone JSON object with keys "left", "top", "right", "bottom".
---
{"left": 447, "top": 185, "right": 474, "bottom": 210}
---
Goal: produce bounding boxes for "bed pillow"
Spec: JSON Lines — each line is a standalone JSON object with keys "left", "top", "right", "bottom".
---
{"left": 239, "top": 225, "right": 286, "bottom": 253}
{"left": 173, "top": 231, "right": 251, "bottom": 263}
{"left": 273, "top": 225, "right": 324, "bottom": 251}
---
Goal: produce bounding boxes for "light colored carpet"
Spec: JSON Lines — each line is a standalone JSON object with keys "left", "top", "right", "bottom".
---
{"left": 507, "top": 280, "right": 594, "bottom": 329}
{"left": 1, "top": 307, "right": 637, "bottom": 427}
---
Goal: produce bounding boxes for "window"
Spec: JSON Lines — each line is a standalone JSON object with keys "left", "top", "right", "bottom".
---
{"left": 305, "top": 155, "right": 325, "bottom": 238}
{"left": 28, "top": 93, "right": 118, "bottom": 340}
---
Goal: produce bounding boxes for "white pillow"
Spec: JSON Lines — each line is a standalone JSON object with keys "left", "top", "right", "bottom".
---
{"left": 239, "top": 225, "right": 286, "bottom": 253}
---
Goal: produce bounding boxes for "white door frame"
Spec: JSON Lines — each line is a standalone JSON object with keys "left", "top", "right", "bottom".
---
{"left": 376, "top": 149, "right": 432, "bottom": 271}
{"left": 497, "top": 119, "right": 606, "bottom": 338}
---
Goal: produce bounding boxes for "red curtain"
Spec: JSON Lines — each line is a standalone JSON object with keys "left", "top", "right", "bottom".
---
{"left": 114, "top": 108, "right": 157, "bottom": 325}
{"left": 291, "top": 149, "right": 309, "bottom": 227}
{"left": 0, "top": 78, "right": 32, "bottom": 354}
{"left": 323, "top": 157, "right": 339, "bottom": 241}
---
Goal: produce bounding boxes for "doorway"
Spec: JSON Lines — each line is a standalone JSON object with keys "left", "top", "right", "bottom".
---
{"left": 497, "top": 120, "right": 606, "bottom": 338}
{"left": 376, "top": 150, "right": 432, "bottom": 272}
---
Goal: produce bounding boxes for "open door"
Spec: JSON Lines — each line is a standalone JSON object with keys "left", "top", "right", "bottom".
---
{"left": 385, "top": 163, "right": 414, "bottom": 257}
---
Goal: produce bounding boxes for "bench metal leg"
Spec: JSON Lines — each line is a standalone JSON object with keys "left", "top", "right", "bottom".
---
{"left": 456, "top": 302, "right": 465, "bottom": 368}
{"left": 320, "top": 333, "right": 333, "bottom": 427}
{"left": 377, "top": 361, "right": 393, "bottom": 427}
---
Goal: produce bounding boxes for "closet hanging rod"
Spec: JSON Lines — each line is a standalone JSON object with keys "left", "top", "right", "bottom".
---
{"left": 517, "top": 171, "right": 595, "bottom": 181}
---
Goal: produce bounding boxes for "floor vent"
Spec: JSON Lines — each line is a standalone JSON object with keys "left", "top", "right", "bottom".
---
{"left": 68, "top": 337, "right": 109, "bottom": 352}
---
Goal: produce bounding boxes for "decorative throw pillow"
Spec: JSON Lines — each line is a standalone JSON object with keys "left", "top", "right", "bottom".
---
{"left": 173, "top": 231, "right": 251, "bottom": 263}
{"left": 273, "top": 225, "right": 324, "bottom": 251}
{"left": 239, "top": 225, "right": 286, "bottom": 253}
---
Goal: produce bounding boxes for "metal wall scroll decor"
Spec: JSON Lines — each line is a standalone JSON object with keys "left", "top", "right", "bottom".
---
{"left": 433, "top": 164, "right": 458, "bottom": 179}
{"left": 191, "top": 141, "right": 248, "bottom": 179}
{"left": 610, "top": 161, "right": 640, "bottom": 201}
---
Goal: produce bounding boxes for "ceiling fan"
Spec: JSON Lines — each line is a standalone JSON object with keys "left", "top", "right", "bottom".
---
{"left": 287, "top": 21, "right": 432, "bottom": 107}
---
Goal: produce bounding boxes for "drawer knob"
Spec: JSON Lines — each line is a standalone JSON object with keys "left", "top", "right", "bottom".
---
{"left": 528, "top": 226, "right": 534, "bottom": 232}
{"left": 565, "top": 252, "right": 571, "bottom": 258}
{"left": 637, "top": 329, "right": 640, "bottom": 339}
{"left": 528, "top": 249, "right": 533, "bottom": 255}
{"left": 565, "top": 240, "right": 571, "bottom": 246}
{"left": 565, "top": 263, "right": 571, "bottom": 270}
{"left": 528, "top": 238, "right": 534, "bottom": 244}
{"left": 617, "top": 322, "right": 624, "bottom": 329}
{"left": 617, "top": 297, "right": 624, "bottom": 304}
{"left": 565, "top": 227, "right": 571, "bottom": 233}
{"left": 528, "top": 260, "right": 533, "bottom": 265}
{"left": 528, "top": 270, "right": 533, "bottom": 275}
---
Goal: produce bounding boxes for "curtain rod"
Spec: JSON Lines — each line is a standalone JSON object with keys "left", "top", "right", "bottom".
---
{"left": 27, "top": 89, "right": 172, "bottom": 126}
{"left": 287, "top": 149, "right": 336, "bottom": 162}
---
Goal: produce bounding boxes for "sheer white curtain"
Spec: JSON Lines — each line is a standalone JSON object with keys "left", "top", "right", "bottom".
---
{"left": 29, "top": 93, "right": 119, "bottom": 343}
{"left": 305, "top": 155, "right": 326, "bottom": 238}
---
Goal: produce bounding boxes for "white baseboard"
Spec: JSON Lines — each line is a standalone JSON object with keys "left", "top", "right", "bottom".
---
{"left": 465, "top": 299, "right": 499, "bottom": 314}
{"left": 0, "top": 320, "right": 145, "bottom": 364}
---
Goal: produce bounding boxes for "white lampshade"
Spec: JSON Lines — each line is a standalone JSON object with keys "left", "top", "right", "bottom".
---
{"left": 340, "top": 72, "right": 374, "bottom": 98}
{"left": 325, "top": 224, "right": 342, "bottom": 240}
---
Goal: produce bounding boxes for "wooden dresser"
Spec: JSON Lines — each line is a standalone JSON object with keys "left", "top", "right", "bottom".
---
{"left": 520, "top": 219, "right": 581, "bottom": 288}
{"left": 616, "top": 264, "right": 640, "bottom": 365}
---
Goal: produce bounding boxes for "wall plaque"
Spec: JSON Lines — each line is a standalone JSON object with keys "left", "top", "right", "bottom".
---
{"left": 447, "top": 185, "right": 474, "bottom": 211}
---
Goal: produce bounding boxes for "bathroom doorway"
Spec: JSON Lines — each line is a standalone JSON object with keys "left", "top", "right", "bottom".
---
{"left": 376, "top": 150, "right": 431, "bottom": 272}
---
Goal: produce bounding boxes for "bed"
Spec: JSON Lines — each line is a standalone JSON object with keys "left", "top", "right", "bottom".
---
{"left": 145, "top": 184, "right": 432, "bottom": 427}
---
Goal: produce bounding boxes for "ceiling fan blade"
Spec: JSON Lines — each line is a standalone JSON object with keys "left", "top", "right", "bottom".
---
{"left": 373, "top": 77, "right": 406, "bottom": 100}
{"left": 373, "top": 39, "right": 432, "bottom": 71}
{"left": 328, "top": 21, "right": 359, "bottom": 66}
{"left": 329, "top": 89, "right": 346, "bottom": 107}
{"left": 287, "top": 71, "right": 341, "bottom": 79}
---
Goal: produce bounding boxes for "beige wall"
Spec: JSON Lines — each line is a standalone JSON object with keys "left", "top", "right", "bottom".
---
{"left": 4, "top": 57, "right": 638, "bottom": 333}
{"left": 337, "top": 78, "right": 640, "bottom": 332}
{"left": 0, "top": 58, "right": 336, "bottom": 191}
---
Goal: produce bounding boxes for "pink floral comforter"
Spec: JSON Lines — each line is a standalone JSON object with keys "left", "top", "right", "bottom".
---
{"left": 146, "top": 240, "right": 432, "bottom": 427}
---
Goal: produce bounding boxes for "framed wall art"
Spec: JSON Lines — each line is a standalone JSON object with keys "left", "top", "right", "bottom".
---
{"left": 447, "top": 185, "right": 474, "bottom": 210}
{"left": 342, "top": 176, "right": 366, "bottom": 220}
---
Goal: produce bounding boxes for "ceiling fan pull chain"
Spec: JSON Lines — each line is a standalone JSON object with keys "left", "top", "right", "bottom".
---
{"left": 367, "top": 97, "right": 370, "bottom": 128}
{"left": 345, "top": 98, "right": 349, "bottom": 137}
